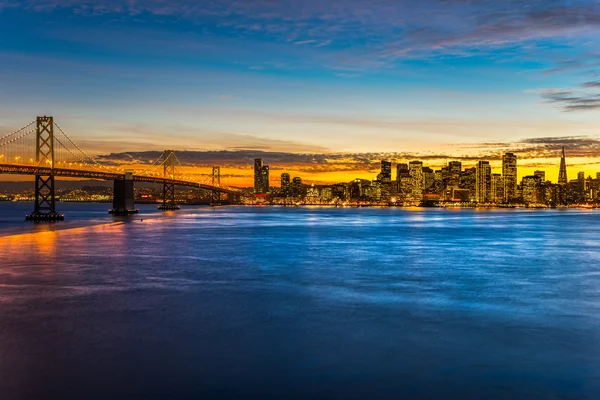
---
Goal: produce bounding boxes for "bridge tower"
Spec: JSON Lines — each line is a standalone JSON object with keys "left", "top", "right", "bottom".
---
{"left": 211, "top": 166, "right": 221, "bottom": 206}
{"left": 26, "top": 116, "right": 64, "bottom": 221}
{"left": 158, "top": 150, "right": 180, "bottom": 210}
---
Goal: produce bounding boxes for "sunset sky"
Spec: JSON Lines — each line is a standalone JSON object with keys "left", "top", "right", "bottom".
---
{"left": 2, "top": 0, "right": 600, "bottom": 186}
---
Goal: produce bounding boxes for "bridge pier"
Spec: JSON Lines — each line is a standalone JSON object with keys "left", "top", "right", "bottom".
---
{"left": 26, "top": 116, "right": 64, "bottom": 222}
{"left": 109, "top": 172, "right": 138, "bottom": 215}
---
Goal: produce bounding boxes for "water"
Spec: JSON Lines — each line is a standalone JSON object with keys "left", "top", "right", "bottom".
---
{"left": 1, "top": 203, "right": 600, "bottom": 399}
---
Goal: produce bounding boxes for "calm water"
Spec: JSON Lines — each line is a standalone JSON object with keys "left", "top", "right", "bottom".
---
{"left": 1, "top": 203, "right": 600, "bottom": 399}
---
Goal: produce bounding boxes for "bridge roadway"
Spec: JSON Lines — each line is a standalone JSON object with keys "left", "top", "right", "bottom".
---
{"left": 0, "top": 163, "right": 240, "bottom": 195}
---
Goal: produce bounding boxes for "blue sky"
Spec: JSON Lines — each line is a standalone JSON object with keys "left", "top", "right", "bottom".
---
{"left": 1, "top": 0, "right": 600, "bottom": 161}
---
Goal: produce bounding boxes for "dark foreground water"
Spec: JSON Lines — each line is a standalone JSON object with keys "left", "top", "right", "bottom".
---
{"left": 1, "top": 203, "right": 600, "bottom": 399}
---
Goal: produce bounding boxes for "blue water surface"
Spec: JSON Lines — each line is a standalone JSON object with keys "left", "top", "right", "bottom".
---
{"left": 0, "top": 203, "right": 599, "bottom": 399}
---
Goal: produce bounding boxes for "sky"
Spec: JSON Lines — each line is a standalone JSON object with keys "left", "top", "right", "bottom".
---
{"left": 2, "top": 0, "right": 600, "bottom": 185}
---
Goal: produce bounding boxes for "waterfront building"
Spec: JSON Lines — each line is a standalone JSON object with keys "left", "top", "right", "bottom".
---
{"left": 502, "top": 153, "right": 517, "bottom": 203}
{"left": 460, "top": 167, "right": 477, "bottom": 202}
{"left": 291, "top": 177, "right": 303, "bottom": 198}
{"left": 476, "top": 161, "right": 492, "bottom": 203}
{"left": 320, "top": 187, "right": 333, "bottom": 202}
{"left": 254, "top": 158, "right": 270, "bottom": 194}
{"left": 377, "top": 160, "right": 393, "bottom": 200}
{"left": 522, "top": 175, "right": 543, "bottom": 204}
{"left": 491, "top": 173, "right": 504, "bottom": 203}
{"left": 254, "top": 159, "right": 263, "bottom": 194}
{"left": 331, "top": 184, "right": 348, "bottom": 201}
{"left": 409, "top": 161, "right": 424, "bottom": 201}
{"left": 306, "top": 184, "right": 319, "bottom": 203}
{"left": 281, "top": 173, "right": 291, "bottom": 197}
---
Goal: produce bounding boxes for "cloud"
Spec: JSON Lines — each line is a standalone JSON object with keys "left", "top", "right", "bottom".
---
{"left": 4, "top": 0, "right": 600, "bottom": 63}
{"left": 540, "top": 89, "right": 600, "bottom": 111}
{"left": 583, "top": 81, "right": 600, "bottom": 88}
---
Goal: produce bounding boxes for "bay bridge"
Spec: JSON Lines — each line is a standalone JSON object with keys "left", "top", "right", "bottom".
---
{"left": 0, "top": 116, "right": 242, "bottom": 221}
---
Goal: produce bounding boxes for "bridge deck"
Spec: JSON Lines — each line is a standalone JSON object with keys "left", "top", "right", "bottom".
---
{"left": 0, "top": 164, "right": 240, "bottom": 195}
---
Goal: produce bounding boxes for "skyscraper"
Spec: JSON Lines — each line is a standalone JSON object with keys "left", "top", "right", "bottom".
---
{"left": 409, "top": 161, "right": 424, "bottom": 200}
{"left": 491, "top": 173, "right": 504, "bottom": 203}
{"left": 254, "top": 158, "right": 270, "bottom": 194}
{"left": 281, "top": 173, "right": 291, "bottom": 197}
{"left": 378, "top": 160, "right": 392, "bottom": 183}
{"left": 502, "top": 153, "right": 517, "bottom": 203}
{"left": 476, "top": 161, "right": 491, "bottom": 203}
{"left": 558, "top": 146, "right": 568, "bottom": 185}
{"left": 377, "top": 160, "right": 392, "bottom": 201}
{"left": 261, "top": 165, "right": 270, "bottom": 193}
{"left": 254, "top": 158, "right": 263, "bottom": 194}
{"left": 291, "top": 177, "right": 303, "bottom": 198}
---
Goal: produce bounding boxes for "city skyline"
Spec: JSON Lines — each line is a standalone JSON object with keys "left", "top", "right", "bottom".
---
{"left": 249, "top": 147, "right": 600, "bottom": 206}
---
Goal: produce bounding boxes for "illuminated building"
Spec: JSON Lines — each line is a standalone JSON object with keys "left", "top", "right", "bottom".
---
{"left": 306, "top": 184, "right": 319, "bottom": 203}
{"left": 476, "top": 161, "right": 491, "bottom": 203}
{"left": 558, "top": 147, "right": 568, "bottom": 185}
{"left": 460, "top": 168, "right": 476, "bottom": 202}
{"left": 254, "top": 158, "right": 270, "bottom": 194}
{"left": 377, "top": 160, "right": 392, "bottom": 201}
{"left": 491, "top": 173, "right": 503, "bottom": 203}
{"left": 409, "top": 161, "right": 424, "bottom": 201}
{"left": 281, "top": 173, "right": 291, "bottom": 197}
{"left": 291, "top": 177, "right": 303, "bottom": 198}
{"left": 320, "top": 187, "right": 333, "bottom": 202}
{"left": 522, "top": 175, "right": 543, "bottom": 204}
{"left": 502, "top": 153, "right": 517, "bottom": 203}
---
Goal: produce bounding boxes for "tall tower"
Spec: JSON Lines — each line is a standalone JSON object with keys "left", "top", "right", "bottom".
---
{"left": 502, "top": 152, "right": 517, "bottom": 203}
{"left": 254, "top": 158, "right": 263, "bottom": 194}
{"left": 558, "top": 146, "right": 568, "bottom": 185}
{"left": 476, "top": 161, "right": 491, "bottom": 203}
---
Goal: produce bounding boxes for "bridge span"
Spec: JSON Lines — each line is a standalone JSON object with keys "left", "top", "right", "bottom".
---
{"left": 0, "top": 116, "right": 242, "bottom": 221}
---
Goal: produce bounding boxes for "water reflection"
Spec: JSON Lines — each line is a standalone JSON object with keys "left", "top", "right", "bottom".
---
{"left": 0, "top": 204, "right": 600, "bottom": 399}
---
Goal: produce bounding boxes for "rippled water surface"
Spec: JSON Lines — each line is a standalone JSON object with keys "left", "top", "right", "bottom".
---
{"left": 1, "top": 203, "right": 600, "bottom": 399}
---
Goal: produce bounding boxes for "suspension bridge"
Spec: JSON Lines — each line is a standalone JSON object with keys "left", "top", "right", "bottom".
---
{"left": 0, "top": 116, "right": 242, "bottom": 221}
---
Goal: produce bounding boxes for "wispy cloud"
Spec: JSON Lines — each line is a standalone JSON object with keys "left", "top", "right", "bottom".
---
{"left": 540, "top": 89, "right": 600, "bottom": 111}
{"left": 4, "top": 0, "right": 600, "bottom": 62}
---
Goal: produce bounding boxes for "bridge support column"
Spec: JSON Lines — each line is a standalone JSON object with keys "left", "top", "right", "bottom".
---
{"left": 211, "top": 166, "right": 221, "bottom": 206}
{"left": 109, "top": 172, "right": 138, "bottom": 215}
{"left": 26, "top": 116, "right": 64, "bottom": 222}
{"left": 158, "top": 150, "right": 180, "bottom": 211}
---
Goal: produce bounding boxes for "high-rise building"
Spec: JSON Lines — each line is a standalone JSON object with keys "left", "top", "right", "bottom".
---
{"left": 558, "top": 146, "right": 568, "bottom": 185}
{"left": 491, "top": 173, "right": 504, "bottom": 203}
{"left": 378, "top": 160, "right": 392, "bottom": 183}
{"left": 281, "top": 173, "right": 291, "bottom": 197}
{"left": 396, "top": 163, "right": 409, "bottom": 192}
{"left": 476, "top": 161, "right": 492, "bottom": 203}
{"left": 291, "top": 177, "right": 303, "bottom": 198}
{"left": 460, "top": 167, "right": 477, "bottom": 202}
{"left": 522, "top": 175, "right": 542, "bottom": 204}
{"left": 260, "top": 165, "right": 270, "bottom": 194}
{"left": 422, "top": 167, "right": 435, "bottom": 192}
{"left": 449, "top": 161, "right": 462, "bottom": 175}
{"left": 254, "top": 159, "right": 270, "bottom": 194}
{"left": 502, "top": 153, "right": 517, "bottom": 203}
{"left": 409, "top": 161, "right": 424, "bottom": 200}
{"left": 377, "top": 160, "right": 393, "bottom": 201}
{"left": 254, "top": 158, "right": 263, "bottom": 194}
